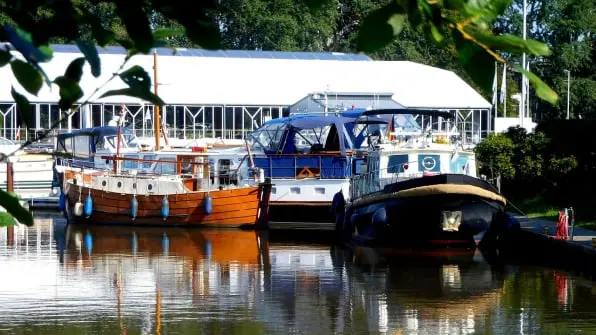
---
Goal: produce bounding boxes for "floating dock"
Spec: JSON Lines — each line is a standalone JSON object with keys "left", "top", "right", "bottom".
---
{"left": 506, "top": 214, "right": 596, "bottom": 279}
{"left": 27, "top": 196, "right": 60, "bottom": 210}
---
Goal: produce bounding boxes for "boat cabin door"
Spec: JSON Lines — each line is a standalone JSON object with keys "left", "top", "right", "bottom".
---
{"left": 177, "top": 155, "right": 196, "bottom": 176}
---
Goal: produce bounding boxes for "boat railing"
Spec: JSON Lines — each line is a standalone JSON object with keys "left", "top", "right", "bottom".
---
{"left": 252, "top": 154, "right": 351, "bottom": 180}
{"left": 57, "top": 154, "right": 253, "bottom": 189}
{"left": 350, "top": 162, "right": 431, "bottom": 199}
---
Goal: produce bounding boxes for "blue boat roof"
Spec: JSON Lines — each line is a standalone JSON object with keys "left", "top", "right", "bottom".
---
{"left": 50, "top": 44, "right": 373, "bottom": 61}
{"left": 57, "top": 126, "right": 133, "bottom": 139}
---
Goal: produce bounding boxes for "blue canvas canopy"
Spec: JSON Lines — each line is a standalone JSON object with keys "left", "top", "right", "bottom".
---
{"left": 253, "top": 114, "right": 361, "bottom": 156}
{"left": 361, "top": 108, "right": 455, "bottom": 119}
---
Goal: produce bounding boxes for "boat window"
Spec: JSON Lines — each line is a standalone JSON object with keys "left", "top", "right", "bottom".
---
{"left": 124, "top": 134, "right": 140, "bottom": 148}
{"left": 180, "top": 157, "right": 194, "bottom": 174}
{"left": 142, "top": 154, "right": 155, "bottom": 169}
{"left": 73, "top": 135, "right": 90, "bottom": 157}
{"left": 156, "top": 158, "right": 176, "bottom": 174}
{"left": 96, "top": 136, "right": 120, "bottom": 150}
{"left": 123, "top": 155, "right": 138, "bottom": 169}
{"left": 393, "top": 114, "right": 421, "bottom": 132}
{"left": 56, "top": 137, "right": 70, "bottom": 152}
{"left": 63, "top": 138, "right": 73, "bottom": 152}
{"left": 248, "top": 123, "right": 286, "bottom": 151}
{"left": 387, "top": 154, "right": 409, "bottom": 173}
{"left": 294, "top": 125, "right": 333, "bottom": 153}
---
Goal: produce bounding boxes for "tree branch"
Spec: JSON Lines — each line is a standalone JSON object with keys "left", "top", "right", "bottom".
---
{"left": 6, "top": 55, "right": 133, "bottom": 158}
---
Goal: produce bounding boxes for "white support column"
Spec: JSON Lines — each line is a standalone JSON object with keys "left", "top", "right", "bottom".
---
{"left": 81, "top": 104, "right": 92, "bottom": 128}
{"left": 35, "top": 103, "right": 40, "bottom": 130}
{"left": 67, "top": 110, "right": 73, "bottom": 133}
{"left": 479, "top": 109, "right": 483, "bottom": 140}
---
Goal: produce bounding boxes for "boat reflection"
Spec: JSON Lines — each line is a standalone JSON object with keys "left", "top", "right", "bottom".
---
{"left": 335, "top": 246, "right": 514, "bottom": 334}
{"left": 0, "top": 218, "right": 518, "bottom": 334}
{"left": 59, "top": 223, "right": 269, "bottom": 267}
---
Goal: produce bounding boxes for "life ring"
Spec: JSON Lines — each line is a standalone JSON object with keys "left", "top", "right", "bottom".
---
{"left": 422, "top": 156, "right": 437, "bottom": 171}
{"left": 297, "top": 167, "right": 314, "bottom": 178}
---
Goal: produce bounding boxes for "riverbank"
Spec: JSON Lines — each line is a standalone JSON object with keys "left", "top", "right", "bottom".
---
{"left": 510, "top": 196, "right": 596, "bottom": 230}
{"left": 504, "top": 214, "right": 596, "bottom": 280}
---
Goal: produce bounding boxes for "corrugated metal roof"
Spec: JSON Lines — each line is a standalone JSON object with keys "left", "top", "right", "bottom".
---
{"left": 0, "top": 45, "right": 491, "bottom": 109}
{"left": 50, "top": 44, "right": 373, "bottom": 61}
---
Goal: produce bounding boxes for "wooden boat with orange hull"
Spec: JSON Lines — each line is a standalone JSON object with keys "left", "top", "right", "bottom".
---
{"left": 60, "top": 152, "right": 273, "bottom": 228}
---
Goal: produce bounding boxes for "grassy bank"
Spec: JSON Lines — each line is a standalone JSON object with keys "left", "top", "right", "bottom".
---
{"left": 508, "top": 196, "right": 596, "bottom": 230}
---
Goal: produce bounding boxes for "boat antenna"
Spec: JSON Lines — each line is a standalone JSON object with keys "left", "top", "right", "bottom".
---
{"left": 114, "top": 105, "right": 125, "bottom": 173}
{"left": 153, "top": 49, "right": 161, "bottom": 151}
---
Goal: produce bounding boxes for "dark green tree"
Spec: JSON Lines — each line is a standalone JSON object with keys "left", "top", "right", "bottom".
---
{"left": 494, "top": 0, "right": 596, "bottom": 120}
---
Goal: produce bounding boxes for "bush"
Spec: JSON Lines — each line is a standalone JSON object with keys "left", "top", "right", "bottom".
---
{"left": 475, "top": 123, "right": 595, "bottom": 221}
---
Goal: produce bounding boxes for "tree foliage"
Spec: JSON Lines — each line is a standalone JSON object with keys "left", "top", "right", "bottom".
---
{"left": 475, "top": 125, "right": 587, "bottom": 213}
{"left": 494, "top": 0, "right": 596, "bottom": 119}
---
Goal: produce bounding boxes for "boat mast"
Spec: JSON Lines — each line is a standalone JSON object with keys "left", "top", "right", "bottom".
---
{"left": 153, "top": 49, "right": 161, "bottom": 151}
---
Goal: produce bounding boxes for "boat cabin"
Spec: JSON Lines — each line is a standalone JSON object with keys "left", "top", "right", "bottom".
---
{"left": 54, "top": 126, "right": 141, "bottom": 169}
{"left": 349, "top": 109, "right": 478, "bottom": 199}
{"left": 247, "top": 113, "right": 372, "bottom": 180}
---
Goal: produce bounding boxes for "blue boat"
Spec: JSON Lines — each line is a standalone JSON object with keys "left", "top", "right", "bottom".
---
{"left": 241, "top": 110, "right": 384, "bottom": 225}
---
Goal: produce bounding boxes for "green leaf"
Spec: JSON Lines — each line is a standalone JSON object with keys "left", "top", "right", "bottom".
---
{"left": 54, "top": 76, "right": 84, "bottom": 111}
{"left": 65, "top": 57, "right": 86, "bottom": 83}
{"left": 444, "top": 0, "right": 465, "bottom": 10}
{"left": 302, "top": 0, "right": 325, "bottom": 11}
{"left": 465, "top": 28, "right": 551, "bottom": 56}
{"left": 11, "top": 87, "right": 33, "bottom": 128}
{"left": 453, "top": 31, "right": 495, "bottom": 92}
{"left": 425, "top": 23, "right": 444, "bottom": 44}
{"left": 514, "top": 65, "right": 559, "bottom": 105}
{"left": 356, "top": 2, "right": 406, "bottom": 53}
{"left": 10, "top": 59, "right": 43, "bottom": 95}
{"left": 0, "top": 49, "right": 11, "bottom": 67}
{"left": 0, "top": 189, "right": 33, "bottom": 226}
{"left": 99, "top": 88, "right": 165, "bottom": 108}
{"left": 0, "top": 212, "right": 17, "bottom": 227}
{"left": 3, "top": 24, "right": 53, "bottom": 63}
{"left": 76, "top": 40, "right": 101, "bottom": 77}
{"left": 114, "top": 3, "right": 154, "bottom": 53}
{"left": 118, "top": 65, "right": 152, "bottom": 91}
{"left": 463, "top": 0, "right": 512, "bottom": 23}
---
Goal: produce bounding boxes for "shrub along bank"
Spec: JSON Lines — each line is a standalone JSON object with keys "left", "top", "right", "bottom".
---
{"left": 474, "top": 120, "right": 596, "bottom": 228}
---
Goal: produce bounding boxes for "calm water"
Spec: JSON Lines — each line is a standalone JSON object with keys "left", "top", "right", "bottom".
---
{"left": 0, "top": 215, "right": 595, "bottom": 334}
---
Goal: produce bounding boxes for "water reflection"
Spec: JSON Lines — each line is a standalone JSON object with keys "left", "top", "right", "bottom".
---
{"left": 0, "top": 216, "right": 595, "bottom": 334}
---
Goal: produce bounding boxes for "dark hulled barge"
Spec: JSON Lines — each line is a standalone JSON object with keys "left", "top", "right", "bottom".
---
{"left": 333, "top": 109, "right": 508, "bottom": 249}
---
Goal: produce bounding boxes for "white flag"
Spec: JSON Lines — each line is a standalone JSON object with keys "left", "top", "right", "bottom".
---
{"left": 500, "top": 64, "right": 507, "bottom": 104}
{"left": 526, "top": 62, "right": 530, "bottom": 117}
{"left": 492, "top": 62, "right": 498, "bottom": 106}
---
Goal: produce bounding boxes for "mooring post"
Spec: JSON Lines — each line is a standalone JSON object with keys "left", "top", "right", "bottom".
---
{"left": 569, "top": 207, "right": 575, "bottom": 240}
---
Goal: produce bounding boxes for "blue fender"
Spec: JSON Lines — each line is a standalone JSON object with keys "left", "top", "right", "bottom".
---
{"left": 59, "top": 192, "right": 66, "bottom": 211}
{"left": 161, "top": 195, "right": 169, "bottom": 220}
{"left": 130, "top": 196, "right": 138, "bottom": 220}
{"left": 84, "top": 194, "right": 93, "bottom": 217}
{"left": 204, "top": 194, "right": 213, "bottom": 215}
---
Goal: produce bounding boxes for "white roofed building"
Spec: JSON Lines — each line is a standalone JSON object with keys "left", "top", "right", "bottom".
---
{"left": 0, "top": 44, "right": 492, "bottom": 144}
